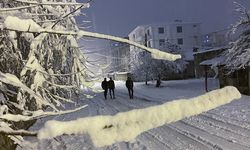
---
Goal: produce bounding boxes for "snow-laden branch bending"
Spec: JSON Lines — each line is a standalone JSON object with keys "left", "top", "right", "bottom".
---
{"left": 3, "top": 16, "right": 181, "bottom": 61}
{"left": 0, "top": 71, "right": 57, "bottom": 110}
{"left": 51, "top": 4, "right": 87, "bottom": 29}
{"left": 37, "top": 86, "right": 241, "bottom": 147}
{"left": 13, "top": 0, "right": 90, "bottom": 7}
{"left": 0, "top": 105, "right": 87, "bottom": 122}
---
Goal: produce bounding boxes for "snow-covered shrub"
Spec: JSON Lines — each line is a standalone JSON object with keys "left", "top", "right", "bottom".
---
{"left": 132, "top": 42, "right": 187, "bottom": 84}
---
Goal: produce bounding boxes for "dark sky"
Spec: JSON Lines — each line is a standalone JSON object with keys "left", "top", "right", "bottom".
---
{"left": 79, "top": 0, "right": 250, "bottom": 37}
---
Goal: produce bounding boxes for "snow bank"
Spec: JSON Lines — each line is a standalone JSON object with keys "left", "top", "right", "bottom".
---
{"left": 37, "top": 86, "right": 241, "bottom": 147}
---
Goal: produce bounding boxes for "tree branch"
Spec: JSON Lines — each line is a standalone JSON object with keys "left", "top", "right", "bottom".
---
{"left": 51, "top": 0, "right": 93, "bottom": 29}
{"left": 3, "top": 26, "right": 181, "bottom": 61}
{"left": 0, "top": 105, "right": 88, "bottom": 122}
{"left": 0, "top": 130, "right": 37, "bottom": 136}
{"left": 0, "top": 5, "right": 37, "bottom": 12}
{"left": 13, "top": 0, "right": 90, "bottom": 6}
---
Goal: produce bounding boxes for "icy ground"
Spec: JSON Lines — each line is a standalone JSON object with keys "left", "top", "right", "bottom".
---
{"left": 18, "top": 78, "right": 250, "bottom": 150}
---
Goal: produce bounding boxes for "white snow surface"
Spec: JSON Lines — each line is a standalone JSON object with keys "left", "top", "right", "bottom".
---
{"left": 37, "top": 86, "right": 240, "bottom": 147}
{"left": 18, "top": 79, "right": 250, "bottom": 150}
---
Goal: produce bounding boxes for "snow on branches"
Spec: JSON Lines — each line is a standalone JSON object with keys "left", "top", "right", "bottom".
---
{"left": 231, "top": 2, "right": 250, "bottom": 34}
{"left": 224, "top": 32, "right": 250, "bottom": 71}
{"left": 224, "top": 2, "right": 250, "bottom": 72}
{"left": 0, "top": 0, "right": 93, "bottom": 146}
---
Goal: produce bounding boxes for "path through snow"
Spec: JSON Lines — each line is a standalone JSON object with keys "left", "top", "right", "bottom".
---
{"left": 18, "top": 79, "right": 250, "bottom": 150}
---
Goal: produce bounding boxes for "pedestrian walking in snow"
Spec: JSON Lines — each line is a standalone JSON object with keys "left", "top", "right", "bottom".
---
{"left": 101, "top": 78, "right": 108, "bottom": 99}
{"left": 126, "top": 77, "right": 134, "bottom": 99}
{"left": 108, "top": 77, "right": 115, "bottom": 99}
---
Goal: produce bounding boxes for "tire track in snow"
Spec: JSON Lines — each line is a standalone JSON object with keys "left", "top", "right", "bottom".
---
{"left": 172, "top": 120, "right": 250, "bottom": 150}
{"left": 206, "top": 112, "right": 250, "bottom": 129}
{"left": 183, "top": 116, "right": 250, "bottom": 149}
{"left": 199, "top": 114, "right": 250, "bottom": 138}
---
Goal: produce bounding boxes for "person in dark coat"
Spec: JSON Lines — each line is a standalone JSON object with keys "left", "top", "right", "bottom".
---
{"left": 101, "top": 78, "right": 108, "bottom": 99}
{"left": 108, "top": 77, "right": 115, "bottom": 99}
{"left": 126, "top": 77, "right": 134, "bottom": 99}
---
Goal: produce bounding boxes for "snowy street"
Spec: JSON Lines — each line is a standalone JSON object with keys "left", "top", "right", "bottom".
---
{"left": 22, "top": 79, "right": 250, "bottom": 150}
{"left": 2, "top": 1, "right": 250, "bottom": 150}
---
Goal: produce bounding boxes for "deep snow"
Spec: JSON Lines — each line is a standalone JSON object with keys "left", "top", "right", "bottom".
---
{"left": 18, "top": 78, "right": 250, "bottom": 150}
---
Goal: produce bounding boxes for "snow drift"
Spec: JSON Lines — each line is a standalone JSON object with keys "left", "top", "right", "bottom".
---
{"left": 37, "top": 86, "right": 241, "bottom": 147}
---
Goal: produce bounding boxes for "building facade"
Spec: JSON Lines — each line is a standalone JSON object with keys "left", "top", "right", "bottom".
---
{"left": 128, "top": 21, "right": 201, "bottom": 79}
{"left": 128, "top": 20, "right": 201, "bottom": 61}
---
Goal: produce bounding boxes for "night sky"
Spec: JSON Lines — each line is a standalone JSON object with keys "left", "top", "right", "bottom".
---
{"left": 80, "top": 0, "right": 250, "bottom": 37}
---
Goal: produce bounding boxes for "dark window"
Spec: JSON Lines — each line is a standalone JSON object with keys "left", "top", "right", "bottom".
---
{"left": 177, "top": 38, "right": 183, "bottom": 45}
{"left": 159, "top": 39, "right": 165, "bottom": 46}
{"left": 177, "top": 26, "right": 182, "bottom": 33}
{"left": 158, "top": 27, "right": 164, "bottom": 34}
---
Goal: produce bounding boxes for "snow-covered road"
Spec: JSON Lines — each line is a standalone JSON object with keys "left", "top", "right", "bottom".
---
{"left": 19, "top": 79, "right": 250, "bottom": 150}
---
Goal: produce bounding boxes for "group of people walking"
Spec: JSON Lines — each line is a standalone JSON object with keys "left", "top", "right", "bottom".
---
{"left": 101, "top": 77, "right": 115, "bottom": 99}
{"left": 101, "top": 77, "right": 134, "bottom": 100}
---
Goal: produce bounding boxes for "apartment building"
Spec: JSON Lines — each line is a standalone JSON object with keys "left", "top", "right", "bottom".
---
{"left": 128, "top": 20, "right": 201, "bottom": 60}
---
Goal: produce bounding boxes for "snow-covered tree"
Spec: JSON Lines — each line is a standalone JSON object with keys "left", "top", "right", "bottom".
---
{"left": 132, "top": 42, "right": 187, "bottom": 86}
{"left": 0, "top": 0, "right": 181, "bottom": 148}
{"left": 224, "top": 2, "right": 250, "bottom": 72}
{"left": 0, "top": 0, "right": 93, "bottom": 148}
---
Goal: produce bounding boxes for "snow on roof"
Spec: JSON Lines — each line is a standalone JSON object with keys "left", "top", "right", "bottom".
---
{"left": 200, "top": 56, "right": 226, "bottom": 66}
{"left": 193, "top": 46, "right": 228, "bottom": 55}
{"left": 115, "top": 72, "right": 129, "bottom": 75}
